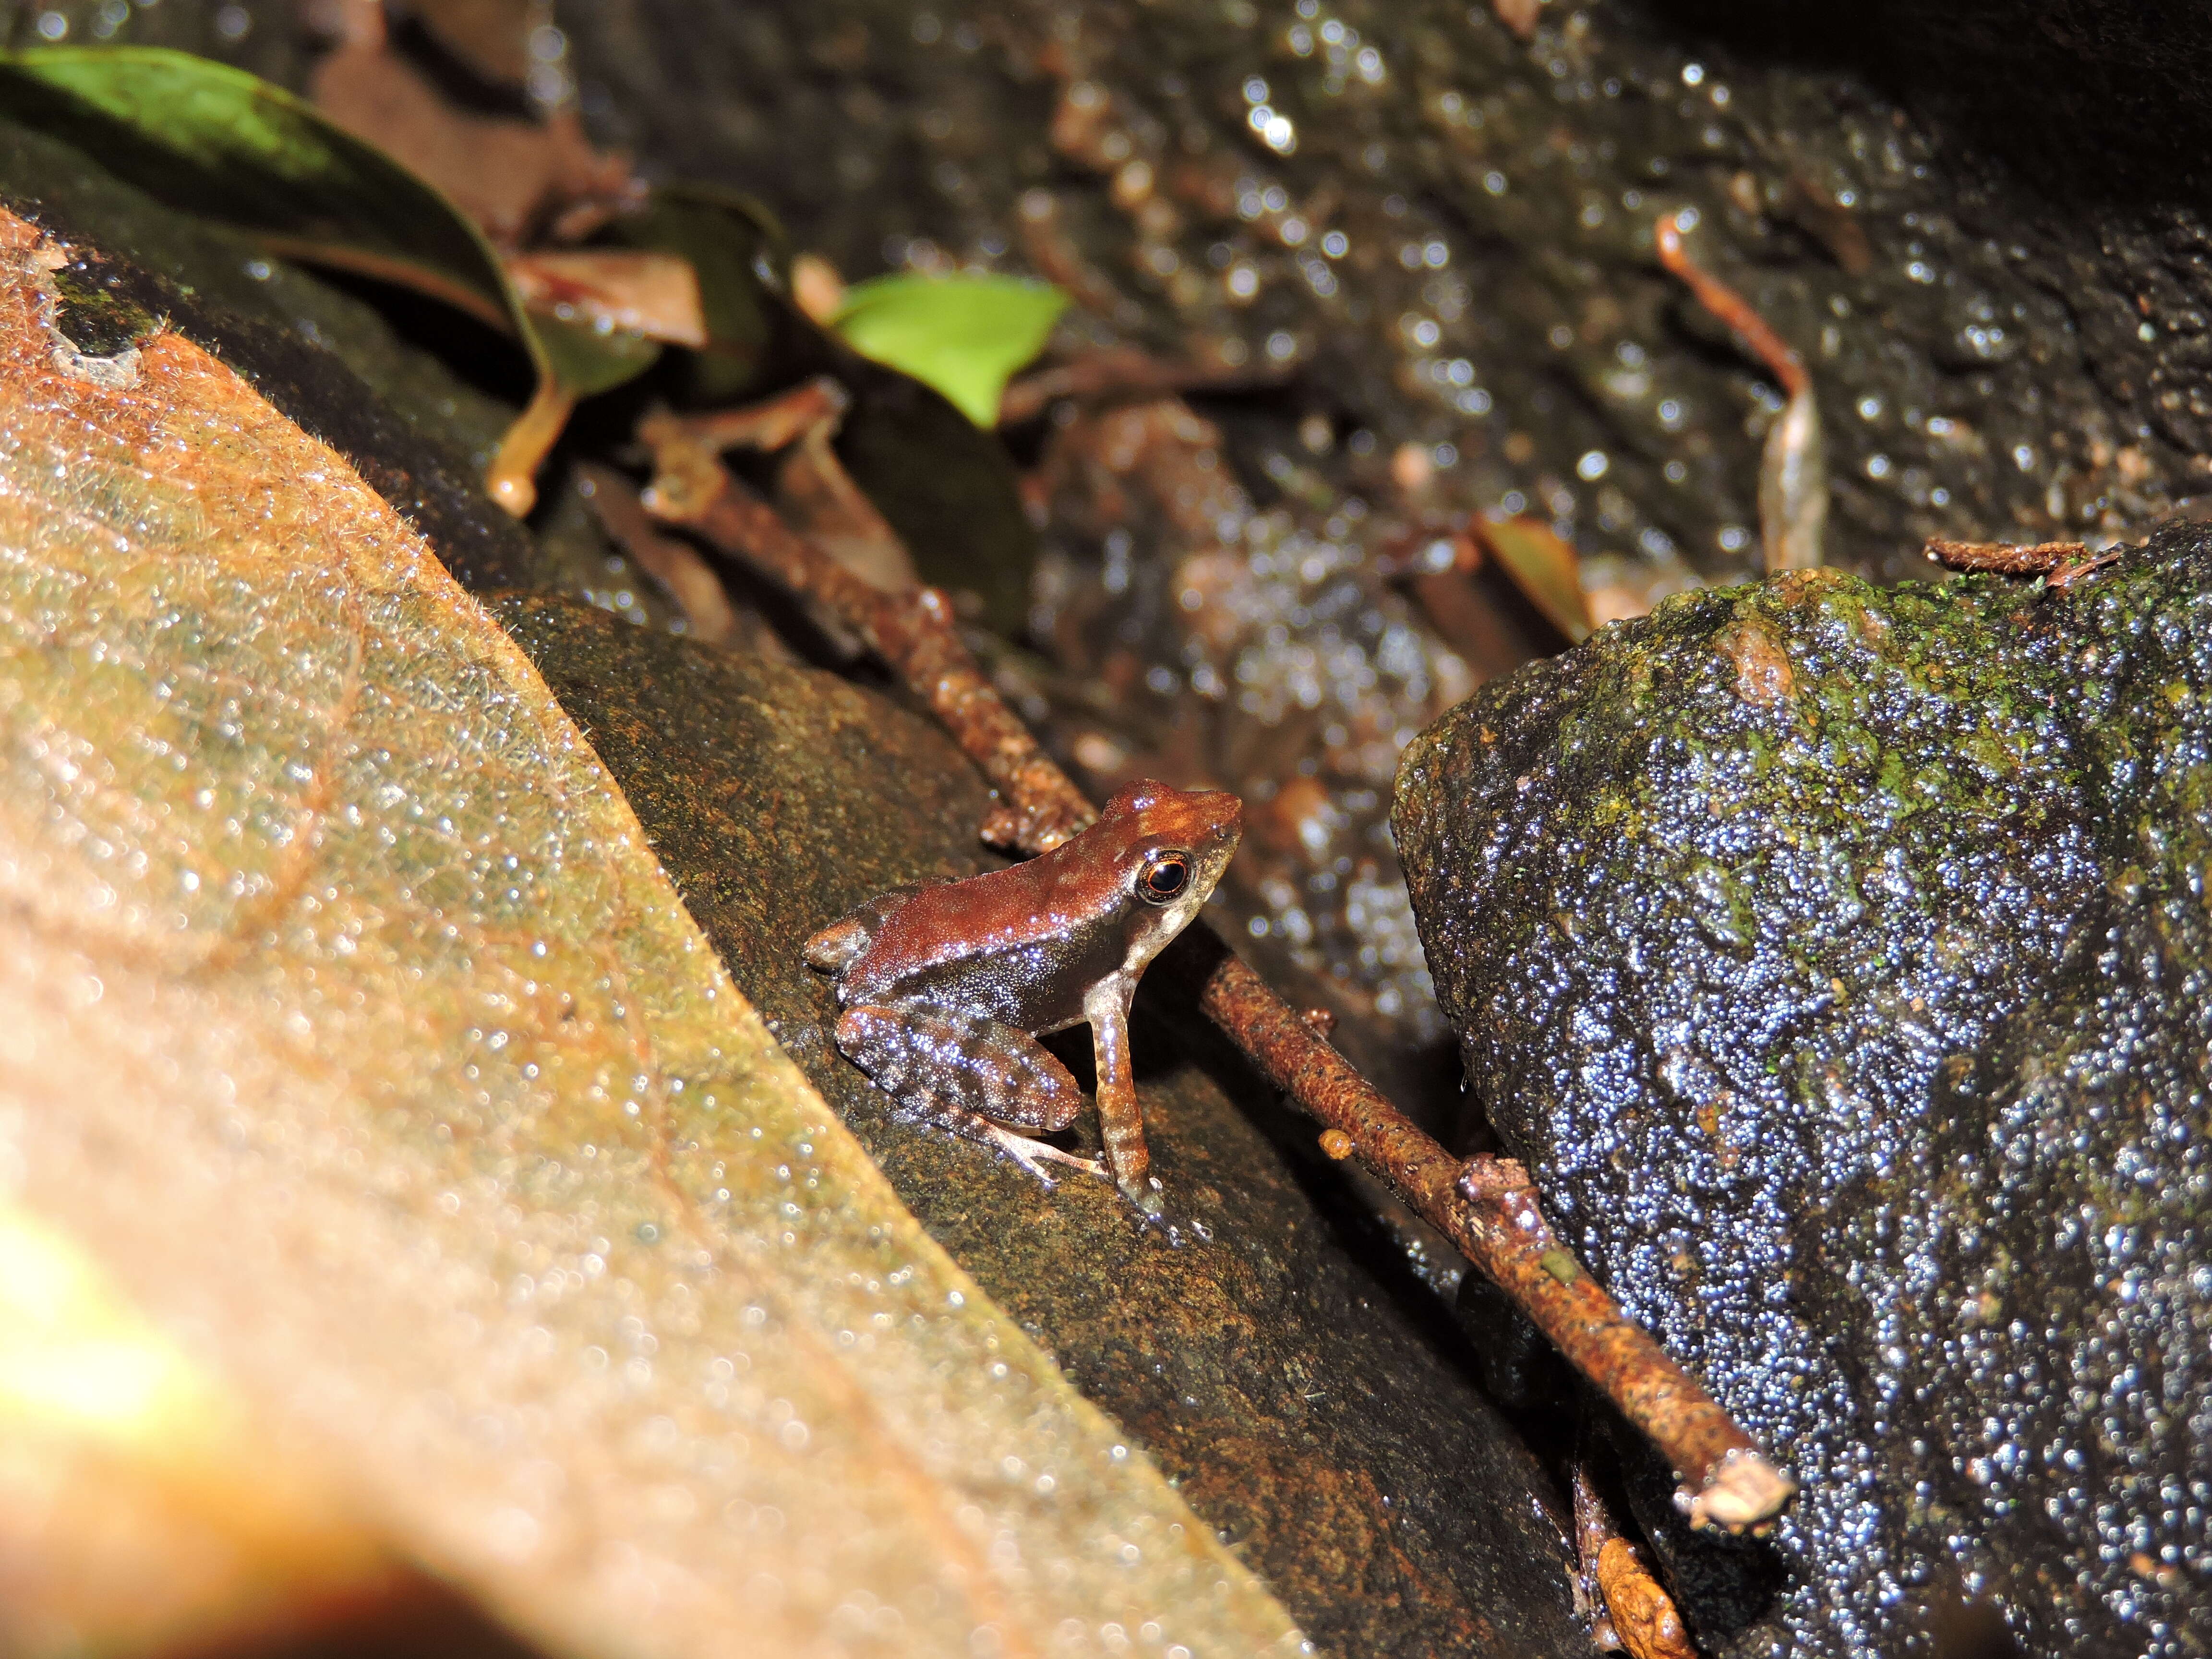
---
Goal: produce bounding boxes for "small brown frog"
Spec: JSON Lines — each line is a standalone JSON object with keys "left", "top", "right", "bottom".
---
{"left": 805, "top": 780, "right": 1243, "bottom": 1215}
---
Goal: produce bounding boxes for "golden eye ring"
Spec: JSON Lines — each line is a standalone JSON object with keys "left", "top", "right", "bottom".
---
{"left": 1138, "top": 852, "right": 1192, "bottom": 904}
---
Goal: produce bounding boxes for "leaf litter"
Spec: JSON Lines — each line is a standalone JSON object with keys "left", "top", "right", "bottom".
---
{"left": 0, "top": 46, "right": 662, "bottom": 516}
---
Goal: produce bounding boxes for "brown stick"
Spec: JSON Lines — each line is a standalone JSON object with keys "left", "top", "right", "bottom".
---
{"left": 579, "top": 462, "right": 745, "bottom": 647}
{"left": 637, "top": 411, "right": 1795, "bottom": 1530}
{"left": 1923, "top": 536, "right": 2085, "bottom": 576}
{"left": 1923, "top": 536, "right": 2124, "bottom": 590}
{"left": 1166, "top": 929, "right": 1791, "bottom": 1530}
{"left": 638, "top": 409, "right": 1092, "bottom": 856}
{"left": 1654, "top": 212, "right": 1807, "bottom": 400}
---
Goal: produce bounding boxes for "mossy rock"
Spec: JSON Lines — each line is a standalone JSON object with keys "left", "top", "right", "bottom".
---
{"left": 1394, "top": 528, "right": 2212, "bottom": 1658}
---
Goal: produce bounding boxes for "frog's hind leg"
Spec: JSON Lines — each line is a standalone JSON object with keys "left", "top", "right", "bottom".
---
{"left": 833, "top": 1004, "right": 1107, "bottom": 1186}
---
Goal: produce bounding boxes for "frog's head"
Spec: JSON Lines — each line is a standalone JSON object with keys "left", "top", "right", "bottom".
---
{"left": 1095, "top": 778, "right": 1243, "bottom": 966}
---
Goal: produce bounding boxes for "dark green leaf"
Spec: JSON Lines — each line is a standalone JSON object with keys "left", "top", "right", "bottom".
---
{"left": 603, "top": 182, "right": 784, "bottom": 406}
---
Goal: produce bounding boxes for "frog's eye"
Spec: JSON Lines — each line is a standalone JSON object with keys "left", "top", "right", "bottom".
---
{"left": 1138, "top": 852, "right": 1192, "bottom": 905}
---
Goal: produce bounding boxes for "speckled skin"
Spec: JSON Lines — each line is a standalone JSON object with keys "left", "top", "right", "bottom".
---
{"left": 807, "top": 780, "right": 1241, "bottom": 1215}
{"left": 1394, "top": 527, "right": 2212, "bottom": 1659}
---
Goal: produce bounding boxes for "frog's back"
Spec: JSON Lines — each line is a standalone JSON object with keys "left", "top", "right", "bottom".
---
{"left": 838, "top": 859, "right": 1122, "bottom": 1031}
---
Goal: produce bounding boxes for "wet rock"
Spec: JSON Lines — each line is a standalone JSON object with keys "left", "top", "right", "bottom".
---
{"left": 554, "top": 0, "right": 2212, "bottom": 1111}
{"left": 1394, "top": 527, "right": 2212, "bottom": 1656}
{"left": 492, "top": 591, "right": 1592, "bottom": 1659}
{"left": 569, "top": 0, "right": 2212, "bottom": 586}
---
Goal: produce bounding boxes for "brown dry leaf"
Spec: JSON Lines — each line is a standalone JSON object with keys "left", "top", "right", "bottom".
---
{"left": 507, "top": 250, "right": 709, "bottom": 348}
{"left": 0, "top": 211, "right": 1303, "bottom": 1659}
{"left": 410, "top": 0, "right": 540, "bottom": 87}
{"left": 1472, "top": 516, "right": 1593, "bottom": 644}
{"left": 1492, "top": 0, "right": 1543, "bottom": 40}
{"left": 791, "top": 252, "right": 849, "bottom": 324}
{"left": 309, "top": 39, "right": 638, "bottom": 247}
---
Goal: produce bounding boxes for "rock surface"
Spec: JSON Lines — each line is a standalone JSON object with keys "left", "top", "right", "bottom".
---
{"left": 493, "top": 591, "right": 1593, "bottom": 1659}
{"left": 553, "top": 0, "right": 2212, "bottom": 1111}
{"left": 568, "top": 0, "right": 2212, "bottom": 585}
{"left": 1394, "top": 530, "right": 2212, "bottom": 1657}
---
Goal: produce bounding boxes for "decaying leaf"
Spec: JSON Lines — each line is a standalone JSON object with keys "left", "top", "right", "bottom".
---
{"left": 0, "top": 209, "right": 1302, "bottom": 1659}
{"left": 792, "top": 251, "right": 850, "bottom": 324}
{"left": 406, "top": 0, "right": 541, "bottom": 93}
{"left": 0, "top": 1202, "right": 400, "bottom": 1656}
{"left": 306, "top": 6, "right": 641, "bottom": 247}
{"left": 1472, "top": 515, "right": 1593, "bottom": 644}
{"left": 1492, "top": 0, "right": 1543, "bottom": 40}
{"left": 1759, "top": 384, "right": 1827, "bottom": 574}
{"left": 507, "top": 249, "right": 709, "bottom": 347}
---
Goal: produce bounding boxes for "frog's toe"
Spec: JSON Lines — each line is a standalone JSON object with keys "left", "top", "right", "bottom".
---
{"left": 1120, "top": 1174, "right": 1168, "bottom": 1220}
{"left": 985, "top": 1124, "right": 1106, "bottom": 1186}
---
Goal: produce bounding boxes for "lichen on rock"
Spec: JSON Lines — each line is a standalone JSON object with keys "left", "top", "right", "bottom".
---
{"left": 1394, "top": 527, "right": 2212, "bottom": 1657}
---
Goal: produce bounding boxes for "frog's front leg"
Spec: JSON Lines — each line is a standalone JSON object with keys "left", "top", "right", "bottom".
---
{"left": 1082, "top": 981, "right": 1162, "bottom": 1217}
{"left": 833, "top": 1004, "right": 1108, "bottom": 1186}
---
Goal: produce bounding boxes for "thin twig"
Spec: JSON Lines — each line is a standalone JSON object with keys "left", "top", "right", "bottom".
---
{"left": 1573, "top": 1462, "right": 1627, "bottom": 1650}
{"left": 1924, "top": 535, "right": 2123, "bottom": 589}
{"left": 579, "top": 462, "right": 750, "bottom": 649}
{"left": 1655, "top": 211, "right": 1826, "bottom": 573}
{"left": 1653, "top": 213, "right": 1806, "bottom": 400}
{"left": 637, "top": 409, "right": 1796, "bottom": 1530}
{"left": 1165, "top": 928, "right": 1792, "bottom": 1530}
{"left": 1923, "top": 536, "right": 2085, "bottom": 576}
{"left": 638, "top": 408, "right": 1091, "bottom": 855}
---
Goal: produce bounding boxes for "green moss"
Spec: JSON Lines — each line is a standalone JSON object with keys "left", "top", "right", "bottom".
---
{"left": 1395, "top": 528, "right": 2212, "bottom": 1657}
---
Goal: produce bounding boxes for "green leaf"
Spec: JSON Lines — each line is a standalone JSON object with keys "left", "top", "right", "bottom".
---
{"left": 530, "top": 310, "right": 665, "bottom": 399}
{"left": 0, "top": 46, "right": 659, "bottom": 510}
{"left": 831, "top": 272, "right": 1067, "bottom": 427}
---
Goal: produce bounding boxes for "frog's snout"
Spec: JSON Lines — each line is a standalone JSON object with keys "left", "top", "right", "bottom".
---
{"left": 1191, "top": 789, "right": 1243, "bottom": 857}
{"left": 1217, "top": 792, "right": 1245, "bottom": 842}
